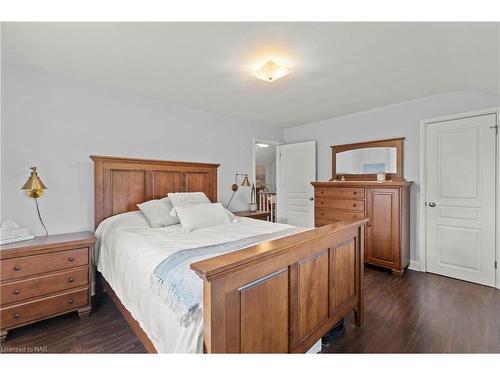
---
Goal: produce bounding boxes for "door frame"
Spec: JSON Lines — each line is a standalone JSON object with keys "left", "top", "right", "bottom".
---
{"left": 418, "top": 107, "right": 500, "bottom": 289}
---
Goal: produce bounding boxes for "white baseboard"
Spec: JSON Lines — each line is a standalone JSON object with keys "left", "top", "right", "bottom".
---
{"left": 408, "top": 260, "right": 421, "bottom": 272}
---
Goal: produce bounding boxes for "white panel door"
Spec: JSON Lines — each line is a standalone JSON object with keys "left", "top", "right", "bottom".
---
{"left": 277, "top": 141, "right": 316, "bottom": 227}
{"left": 426, "top": 113, "right": 496, "bottom": 286}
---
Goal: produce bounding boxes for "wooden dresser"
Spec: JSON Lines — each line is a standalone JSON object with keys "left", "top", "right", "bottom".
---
{"left": 0, "top": 232, "right": 95, "bottom": 342}
{"left": 312, "top": 181, "right": 412, "bottom": 275}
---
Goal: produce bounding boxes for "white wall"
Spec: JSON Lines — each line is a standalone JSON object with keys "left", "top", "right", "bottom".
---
{"left": 1, "top": 63, "right": 282, "bottom": 236}
{"left": 284, "top": 91, "right": 500, "bottom": 264}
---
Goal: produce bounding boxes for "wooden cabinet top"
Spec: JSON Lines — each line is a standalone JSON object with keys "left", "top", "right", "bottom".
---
{"left": 0, "top": 231, "right": 96, "bottom": 259}
{"left": 312, "top": 180, "right": 413, "bottom": 188}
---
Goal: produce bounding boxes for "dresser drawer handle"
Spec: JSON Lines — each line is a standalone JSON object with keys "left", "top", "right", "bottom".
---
{"left": 68, "top": 257, "right": 75, "bottom": 262}
{"left": 68, "top": 277, "right": 75, "bottom": 283}
{"left": 13, "top": 313, "right": 21, "bottom": 320}
{"left": 68, "top": 299, "right": 74, "bottom": 304}
{"left": 13, "top": 288, "right": 21, "bottom": 295}
{"left": 13, "top": 265, "right": 21, "bottom": 271}
{"left": 353, "top": 204, "right": 357, "bottom": 207}
{"left": 353, "top": 192, "right": 357, "bottom": 195}
{"left": 321, "top": 202, "right": 324, "bottom": 205}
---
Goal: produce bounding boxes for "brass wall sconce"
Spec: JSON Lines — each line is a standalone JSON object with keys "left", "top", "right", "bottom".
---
{"left": 227, "top": 173, "right": 251, "bottom": 209}
{"left": 21, "top": 167, "right": 48, "bottom": 235}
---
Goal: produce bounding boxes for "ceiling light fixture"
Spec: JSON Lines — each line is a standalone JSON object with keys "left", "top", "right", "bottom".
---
{"left": 256, "top": 143, "right": 270, "bottom": 148}
{"left": 252, "top": 60, "right": 291, "bottom": 82}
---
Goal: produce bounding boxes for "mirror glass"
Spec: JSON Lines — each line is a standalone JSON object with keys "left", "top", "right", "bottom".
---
{"left": 336, "top": 147, "right": 398, "bottom": 174}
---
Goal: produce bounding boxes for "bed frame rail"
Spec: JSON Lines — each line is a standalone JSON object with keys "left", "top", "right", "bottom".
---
{"left": 191, "top": 219, "right": 366, "bottom": 353}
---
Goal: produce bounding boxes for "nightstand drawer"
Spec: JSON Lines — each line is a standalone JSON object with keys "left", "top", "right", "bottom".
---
{"left": 316, "top": 199, "right": 365, "bottom": 211}
{"left": 1, "top": 267, "right": 89, "bottom": 305}
{"left": 0, "top": 247, "right": 89, "bottom": 282}
{"left": 0, "top": 288, "right": 88, "bottom": 329}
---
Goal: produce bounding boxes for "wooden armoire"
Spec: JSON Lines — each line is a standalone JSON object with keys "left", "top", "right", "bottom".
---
{"left": 312, "top": 138, "right": 412, "bottom": 275}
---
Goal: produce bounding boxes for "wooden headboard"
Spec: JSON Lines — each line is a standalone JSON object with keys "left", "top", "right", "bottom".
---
{"left": 90, "top": 155, "right": 220, "bottom": 228}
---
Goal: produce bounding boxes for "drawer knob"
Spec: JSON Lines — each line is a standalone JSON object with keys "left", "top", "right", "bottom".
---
{"left": 13, "top": 288, "right": 21, "bottom": 295}
{"left": 68, "top": 277, "right": 75, "bottom": 283}
{"left": 13, "top": 313, "right": 21, "bottom": 319}
{"left": 68, "top": 299, "right": 74, "bottom": 304}
{"left": 13, "top": 265, "right": 21, "bottom": 271}
{"left": 353, "top": 204, "right": 357, "bottom": 207}
{"left": 353, "top": 192, "right": 357, "bottom": 195}
{"left": 321, "top": 202, "right": 324, "bottom": 205}
{"left": 68, "top": 257, "right": 75, "bottom": 262}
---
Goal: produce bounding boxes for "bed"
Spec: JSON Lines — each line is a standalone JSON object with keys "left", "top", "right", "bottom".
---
{"left": 91, "top": 155, "right": 366, "bottom": 353}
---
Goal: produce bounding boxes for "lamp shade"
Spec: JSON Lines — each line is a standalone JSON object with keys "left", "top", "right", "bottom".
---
{"left": 21, "top": 167, "right": 47, "bottom": 198}
{"left": 241, "top": 175, "right": 250, "bottom": 187}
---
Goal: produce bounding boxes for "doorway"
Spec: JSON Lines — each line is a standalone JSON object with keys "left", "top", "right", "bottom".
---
{"left": 421, "top": 110, "right": 498, "bottom": 287}
{"left": 253, "top": 139, "right": 280, "bottom": 221}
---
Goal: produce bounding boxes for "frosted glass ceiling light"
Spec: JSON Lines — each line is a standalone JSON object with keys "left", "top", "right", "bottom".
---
{"left": 252, "top": 60, "right": 291, "bottom": 82}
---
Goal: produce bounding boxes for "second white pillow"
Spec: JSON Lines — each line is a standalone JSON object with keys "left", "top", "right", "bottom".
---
{"left": 167, "top": 192, "right": 211, "bottom": 216}
{"left": 175, "top": 202, "right": 232, "bottom": 231}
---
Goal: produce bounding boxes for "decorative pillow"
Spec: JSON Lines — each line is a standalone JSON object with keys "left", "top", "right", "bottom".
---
{"left": 167, "top": 192, "right": 211, "bottom": 216}
{"left": 175, "top": 203, "right": 232, "bottom": 231}
{"left": 137, "top": 198, "right": 180, "bottom": 228}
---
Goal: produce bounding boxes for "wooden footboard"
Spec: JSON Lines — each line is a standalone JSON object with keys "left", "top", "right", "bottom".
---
{"left": 191, "top": 219, "right": 367, "bottom": 353}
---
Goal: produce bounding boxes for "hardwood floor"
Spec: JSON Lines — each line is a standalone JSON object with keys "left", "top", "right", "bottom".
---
{"left": 0, "top": 295, "right": 147, "bottom": 353}
{"left": 1, "top": 267, "right": 499, "bottom": 353}
{"left": 322, "top": 266, "right": 500, "bottom": 353}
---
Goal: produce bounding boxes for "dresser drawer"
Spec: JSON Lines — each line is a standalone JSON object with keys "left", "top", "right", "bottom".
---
{"left": 315, "top": 187, "right": 365, "bottom": 199}
{"left": 315, "top": 218, "right": 341, "bottom": 227}
{"left": 316, "top": 208, "right": 365, "bottom": 221}
{"left": 0, "top": 288, "right": 88, "bottom": 329}
{"left": 1, "top": 267, "right": 89, "bottom": 305}
{"left": 0, "top": 247, "right": 89, "bottom": 282}
{"left": 316, "top": 199, "right": 365, "bottom": 211}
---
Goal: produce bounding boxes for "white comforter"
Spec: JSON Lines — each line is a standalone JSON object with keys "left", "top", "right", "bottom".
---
{"left": 94, "top": 211, "right": 297, "bottom": 353}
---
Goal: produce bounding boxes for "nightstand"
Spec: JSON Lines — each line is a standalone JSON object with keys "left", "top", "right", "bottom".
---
{"left": 233, "top": 210, "right": 270, "bottom": 221}
{"left": 0, "top": 231, "right": 95, "bottom": 342}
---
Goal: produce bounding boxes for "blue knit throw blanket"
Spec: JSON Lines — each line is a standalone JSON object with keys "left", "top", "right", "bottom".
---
{"left": 150, "top": 227, "right": 303, "bottom": 327}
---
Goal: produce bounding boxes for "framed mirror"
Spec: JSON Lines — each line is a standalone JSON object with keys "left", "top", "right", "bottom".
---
{"left": 331, "top": 137, "right": 404, "bottom": 181}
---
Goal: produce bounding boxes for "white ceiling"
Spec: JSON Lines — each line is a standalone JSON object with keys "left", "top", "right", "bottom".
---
{"left": 2, "top": 22, "right": 499, "bottom": 128}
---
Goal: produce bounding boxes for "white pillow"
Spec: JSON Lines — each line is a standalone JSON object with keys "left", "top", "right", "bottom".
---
{"left": 175, "top": 203, "right": 232, "bottom": 231}
{"left": 167, "top": 192, "right": 211, "bottom": 216}
{"left": 137, "top": 198, "right": 180, "bottom": 228}
{"left": 225, "top": 209, "right": 239, "bottom": 223}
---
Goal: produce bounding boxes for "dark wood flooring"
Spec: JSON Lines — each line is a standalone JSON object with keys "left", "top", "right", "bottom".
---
{"left": 1, "top": 267, "right": 499, "bottom": 353}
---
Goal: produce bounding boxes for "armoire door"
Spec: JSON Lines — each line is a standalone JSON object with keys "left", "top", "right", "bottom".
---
{"left": 366, "top": 188, "right": 399, "bottom": 268}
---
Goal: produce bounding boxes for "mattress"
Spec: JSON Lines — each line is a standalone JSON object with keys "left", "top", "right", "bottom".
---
{"left": 94, "top": 210, "right": 299, "bottom": 353}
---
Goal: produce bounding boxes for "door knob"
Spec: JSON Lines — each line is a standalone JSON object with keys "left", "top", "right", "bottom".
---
{"left": 428, "top": 202, "right": 436, "bottom": 207}
{"left": 309, "top": 197, "right": 314, "bottom": 201}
